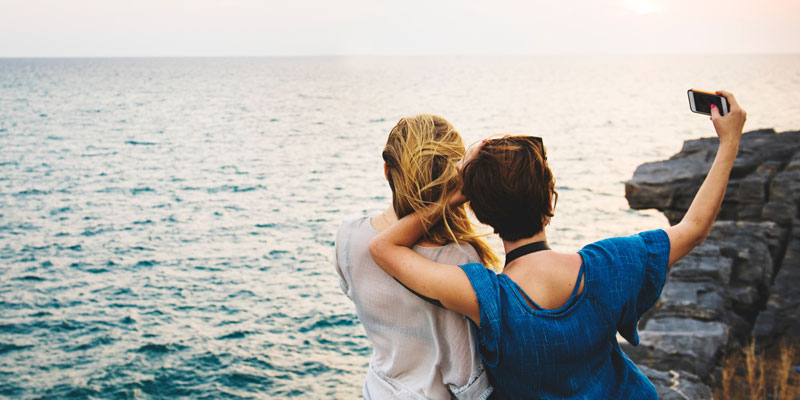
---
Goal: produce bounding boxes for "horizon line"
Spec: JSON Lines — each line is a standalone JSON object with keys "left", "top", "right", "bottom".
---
{"left": 1, "top": 51, "right": 799, "bottom": 59}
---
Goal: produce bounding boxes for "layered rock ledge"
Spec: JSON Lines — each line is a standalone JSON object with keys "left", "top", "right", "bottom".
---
{"left": 623, "top": 129, "right": 800, "bottom": 397}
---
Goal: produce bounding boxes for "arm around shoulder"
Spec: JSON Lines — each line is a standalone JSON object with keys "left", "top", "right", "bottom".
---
{"left": 368, "top": 210, "right": 481, "bottom": 324}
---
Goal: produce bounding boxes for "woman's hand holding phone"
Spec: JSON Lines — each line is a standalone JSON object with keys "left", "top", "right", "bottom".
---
{"left": 710, "top": 90, "right": 746, "bottom": 147}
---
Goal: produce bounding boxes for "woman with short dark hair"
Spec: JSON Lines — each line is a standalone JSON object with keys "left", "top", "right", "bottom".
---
{"left": 368, "top": 92, "right": 746, "bottom": 398}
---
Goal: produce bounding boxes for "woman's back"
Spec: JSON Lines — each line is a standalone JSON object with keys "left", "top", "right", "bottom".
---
{"left": 459, "top": 230, "right": 669, "bottom": 399}
{"left": 335, "top": 215, "right": 492, "bottom": 399}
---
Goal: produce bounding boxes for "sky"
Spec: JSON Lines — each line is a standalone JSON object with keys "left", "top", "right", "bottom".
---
{"left": 1, "top": 0, "right": 799, "bottom": 57}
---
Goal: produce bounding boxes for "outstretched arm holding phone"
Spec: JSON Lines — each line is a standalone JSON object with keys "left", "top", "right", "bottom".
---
{"left": 664, "top": 90, "right": 747, "bottom": 265}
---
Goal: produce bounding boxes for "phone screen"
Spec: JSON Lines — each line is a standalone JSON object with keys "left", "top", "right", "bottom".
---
{"left": 689, "top": 90, "right": 726, "bottom": 115}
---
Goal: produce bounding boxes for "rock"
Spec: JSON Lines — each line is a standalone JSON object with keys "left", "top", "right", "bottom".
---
{"left": 668, "top": 241, "right": 731, "bottom": 285}
{"left": 705, "top": 221, "right": 779, "bottom": 287}
{"left": 728, "top": 130, "right": 800, "bottom": 175}
{"left": 625, "top": 129, "right": 800, "bottom": 390}
{"left": 762, "top": 200, "right": 797, "bottom": 227}
{"left": 655, "top": 280, "right": 728, "bottom": 321}
{"left": 625, "top": 158, "right": 708, "bottom": 211}
{"left": 736, "top": 166, "right": 777, "bottom": 221}
{"left": 752, "top": 219, "right": 800, "bottom": 348}
{"left": 622, "top": 318, "right": 728, "bottom": 377}
{"left": 626, "top": 130, "right": 800, "bottom": 224}
{"left": 637, "top": 365, "right": 713, "bottom": 400}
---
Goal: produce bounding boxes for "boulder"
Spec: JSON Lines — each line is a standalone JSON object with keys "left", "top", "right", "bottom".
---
{"left": 705, "top": 221, "right": 780, "bottom": 288}
{"left": 752, "top": 219, "right": 800, "bottom": 348}
{"left": 626, "top": 129, "right": 800, "bottom": 224}
{"left": 655, "top": 280, "right": 728, "bottom": 321}
{"left": 736, "top": 165, "right": 777, "bottom": 221}
{"left": 668, "top": 241, "right": 731, "bottom": 285}
{"left": 622, "top": 318, "right": 728, "bottom": 377}
{"left": 637, "top": 365, "right": 713, "bottom": 399}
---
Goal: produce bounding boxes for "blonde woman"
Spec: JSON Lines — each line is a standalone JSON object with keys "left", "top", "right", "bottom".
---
{"left": 334, "top": 115, "right": 497, "bottom": 399}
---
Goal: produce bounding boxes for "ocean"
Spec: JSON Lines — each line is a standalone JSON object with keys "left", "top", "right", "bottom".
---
{"left": 1, "top": 55, "right": 799, "bottom": 398}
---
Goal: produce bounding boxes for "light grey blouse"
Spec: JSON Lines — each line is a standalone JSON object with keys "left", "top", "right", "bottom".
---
{"left": 334, "top": 215, "right": 492, "bottom": 400}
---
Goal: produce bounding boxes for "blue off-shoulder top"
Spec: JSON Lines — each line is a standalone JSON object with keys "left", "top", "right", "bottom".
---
{"left": 459, "top": 229, "right": 670, "bottom": 399}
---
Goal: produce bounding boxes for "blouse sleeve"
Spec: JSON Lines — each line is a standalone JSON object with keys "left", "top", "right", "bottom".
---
{"left": 458, "top": 262, "right": 502, "bottom": 367}
{"left": 615, "top": 229, "right": 670, "bottom": 345}
{"left": 333, "top": 221, "right": 352, "bottom": 300}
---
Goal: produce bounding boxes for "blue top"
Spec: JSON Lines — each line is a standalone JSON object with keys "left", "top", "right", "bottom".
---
{"left": 459, "top": 229, "right": 670, "bottom": 399}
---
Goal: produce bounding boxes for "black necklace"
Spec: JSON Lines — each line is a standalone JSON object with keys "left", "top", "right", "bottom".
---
{"left": 505, "top": 241, "right": 551, "bottom": 266}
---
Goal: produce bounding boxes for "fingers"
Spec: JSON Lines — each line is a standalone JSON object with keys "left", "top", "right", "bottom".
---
{"left": 716, "top": 90, "right": 740, "bottom": 109}
{"left": 710, "top": 103, "right": 721, "bottom": 119}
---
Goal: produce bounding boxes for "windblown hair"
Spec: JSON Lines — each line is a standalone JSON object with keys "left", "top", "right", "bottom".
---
{"left": 461, "top": 135, "right": 557, "bottom": 242}
{"left": 382, "top": 115, "right": 500, "bottom": 270}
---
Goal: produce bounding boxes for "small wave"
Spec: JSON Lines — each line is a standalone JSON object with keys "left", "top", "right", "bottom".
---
{"left": 255, "top": 223, "right": 276, "bottom": 228}
{"left": 221, "top": 371, "right": 273, "bottom": 389}
{"left": 41, "top": 385, "right": 99, "bottom": 399}
{"left": 14, "top": 189, "right": 50, "bottom": 196}
{"left": 12, "top": 275, "right": 45, "bottom": 282}
{"left": 30, "top": 311, "right": 53, "bottom": 318}
{"left": 134, "top": 260, "right": 158, "bottom": 267}
{"left": 300, "top": 361, "right": 332, "bottom": 375}
{"left": 51, "top": 320, "right": 86, "bottom": 333}
{"left": 369, "top": 117, "right": 385, "bottom": 123}
{"left": 133, "top": 219, "right": 153, "bottom": 225}
{"left": 217, "top": 330, "right": 255, "bottom": 340}
{"left": 133, "top": 343, "right": 187, "bottom": 354}
{"left": 131, "top": 187, "right": 155, "bottom": 195}
{"left": 298, "top": 314, "right": 357, "bottom": 333}
{"left": 82, "top": 226, "right": 113, "bottom": 236}
{"left": 207, "top": 184, "right": 267, "bottom": 194}
{"left": 22, "top": 244, "right": 52, "bottom": 252}
{"left": 125, "top": 140, "right": 156, "bottom": 146}
{"left": 49, "top": 206, "right": 72, "bottom": 216}
{"left": 81, "top": 151, "right": 118, "bottom": 158}
{"left": 0, "top": 342, "right": 33, "bottom": 355}
{"left": 68, "top": 335, "right": 114, "bottom": 352}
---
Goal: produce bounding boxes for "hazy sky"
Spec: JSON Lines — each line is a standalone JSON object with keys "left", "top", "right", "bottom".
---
{"left": 2, "top": 0, "right": 799, "bottom": 56}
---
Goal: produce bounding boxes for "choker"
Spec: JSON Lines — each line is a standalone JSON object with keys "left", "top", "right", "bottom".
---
{"left": 505, "top": 241, "right": 551, "bottom": 266}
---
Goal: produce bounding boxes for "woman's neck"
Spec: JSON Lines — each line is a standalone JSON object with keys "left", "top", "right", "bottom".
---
{"left": 370, "top": 207, "right": 397, "bottom": 233}
{"left": 502, "top": 230, "right": 548, "bottom": 256}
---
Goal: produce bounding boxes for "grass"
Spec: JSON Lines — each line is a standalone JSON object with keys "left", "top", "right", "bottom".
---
{"left": 714, "top": 340, "right": 800, "bottom": 399}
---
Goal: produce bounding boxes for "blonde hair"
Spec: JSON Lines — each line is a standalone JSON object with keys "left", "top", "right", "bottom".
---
{"left": 382, "top": 114, "right": 500, "bottom": 270}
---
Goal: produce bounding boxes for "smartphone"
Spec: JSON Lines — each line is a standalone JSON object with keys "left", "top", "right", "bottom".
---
{"left": 688, "top": 89, "right": 729, "bottom": 116}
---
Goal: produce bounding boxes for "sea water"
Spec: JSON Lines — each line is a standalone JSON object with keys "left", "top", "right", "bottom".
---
{"left": 1, "top": 56, "right": 799, "bottom": 398}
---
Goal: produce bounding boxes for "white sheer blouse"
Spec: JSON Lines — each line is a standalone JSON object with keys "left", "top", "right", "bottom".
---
{"left": 334, "top": 215, "right": 492, "bottom": 400}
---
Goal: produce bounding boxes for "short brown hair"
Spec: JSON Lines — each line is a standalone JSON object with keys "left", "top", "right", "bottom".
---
{"left": 461, "top": 135, "right": 557, "bottom": 242}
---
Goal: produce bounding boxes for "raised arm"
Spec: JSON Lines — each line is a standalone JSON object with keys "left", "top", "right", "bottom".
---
{"left": 368, "top": 198, "right": 481, "bottom": 324}
{"left": 665, "top": 90, "right": 747, "bottom": 266}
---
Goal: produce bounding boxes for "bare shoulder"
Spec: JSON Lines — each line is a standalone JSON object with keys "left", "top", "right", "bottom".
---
{"left": 506, "top": 251, "right": 584, "bottom": 310}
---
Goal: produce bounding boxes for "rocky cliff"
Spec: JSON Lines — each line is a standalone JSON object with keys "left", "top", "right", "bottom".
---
{"left": 623, "top": 129, "right": 800, "bottom": 397}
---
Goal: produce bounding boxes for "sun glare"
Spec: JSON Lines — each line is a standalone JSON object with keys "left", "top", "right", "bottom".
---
{"left": 622, "top": 0, "right": 663, "bottom": 15}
